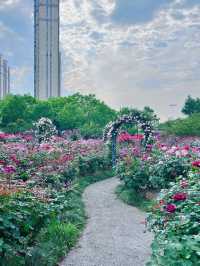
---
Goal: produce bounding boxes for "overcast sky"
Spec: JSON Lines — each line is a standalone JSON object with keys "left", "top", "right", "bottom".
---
{"left": 0, "top": 0, "right": 200, "bottom": 120}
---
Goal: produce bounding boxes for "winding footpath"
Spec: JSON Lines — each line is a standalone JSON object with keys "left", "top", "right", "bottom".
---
{"left": 61, "top": 177, "right": 153, "bottom": 266}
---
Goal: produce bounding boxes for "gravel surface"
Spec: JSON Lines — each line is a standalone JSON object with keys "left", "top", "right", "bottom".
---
{"left": 60, "top": 177, "right": 153, "bottom": 266}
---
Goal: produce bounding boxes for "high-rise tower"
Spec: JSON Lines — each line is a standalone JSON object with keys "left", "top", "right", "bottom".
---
{"left": 0, "top": 55, "right": 10, "bottom": 99}
{"left": 34, "top": 0, "right": 61, "bottom": 99}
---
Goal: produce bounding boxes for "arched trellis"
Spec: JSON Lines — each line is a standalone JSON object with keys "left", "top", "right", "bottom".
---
{"left": 103, "top": 113, "right": 154, "bottom": 167}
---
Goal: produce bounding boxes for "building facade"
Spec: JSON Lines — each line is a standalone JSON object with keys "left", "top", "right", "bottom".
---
{"left": 34, "top": 0, "right": 61, "bottom": 99}
{"left": 0, "top": 55, "right": 10, "bottom": 99}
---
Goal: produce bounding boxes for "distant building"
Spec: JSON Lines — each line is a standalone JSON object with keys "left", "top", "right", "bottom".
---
{"left": 0, "top": 55, "right": 10, "bottom": 99}
{"left": 34, "top": 0, "right": 61, "bottom": 100}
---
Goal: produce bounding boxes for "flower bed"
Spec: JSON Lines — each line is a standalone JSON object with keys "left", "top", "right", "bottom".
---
{"left": 0, "top": 134, "right": 111, "bottom": 265}
{"left": 147, "top": 171, "right": 200, "bottom": 266}
{"left": 116, "top": 133, "right": 200, "bottom": 265}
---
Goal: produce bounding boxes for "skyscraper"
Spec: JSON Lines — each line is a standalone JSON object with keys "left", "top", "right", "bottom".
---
{"left": 0, "top": 55, "right": 10, "bottom": 99}
{"left": 34, "top": 0, "right": 61, "bottom": 99}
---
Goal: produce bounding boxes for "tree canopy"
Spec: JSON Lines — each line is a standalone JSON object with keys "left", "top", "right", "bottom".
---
{"left": 0, "top": 94, "right": 116, "bottom": 138}
{"left": 182, "top": 95, "right": 200, "bottom": 116}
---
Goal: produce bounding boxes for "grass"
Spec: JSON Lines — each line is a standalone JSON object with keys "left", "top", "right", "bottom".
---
{"left": 25, "top": 169, "right": 114, "bottom": 266}
{"left": 116, "top": 184, "right": 155, "bottom": 212}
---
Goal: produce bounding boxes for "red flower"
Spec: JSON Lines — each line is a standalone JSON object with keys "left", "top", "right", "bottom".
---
{"left": 192, "top": 160, "right": 200, "bottom": 168}
{"left": 183, "top": 145, "right": 190, "bottom": 151}
{"left": 159, "top": 200, "right": 165, "bottom": 205}
{"left": 118, "top": 132, "right": 144, "bottom": 142}
{"left": 172, "top": 192, "right": 187, "bottom": 201}
{"left": 166, "top": 203, "right": 176, "bottom": 213}
{"left": 0, "top": 160, "right": 5, "bottom": 165}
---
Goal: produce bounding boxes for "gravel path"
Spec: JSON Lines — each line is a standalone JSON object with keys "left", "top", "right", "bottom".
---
{"left": 60, "top": 177, "right": 153, "bottom": 266}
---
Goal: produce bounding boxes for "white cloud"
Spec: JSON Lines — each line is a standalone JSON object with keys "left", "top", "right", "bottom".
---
{"left": 0, "top": 0, "right": 21, "bottom": 10}
{"left": 59, "top": 0, "right": 200, "bottom": 120}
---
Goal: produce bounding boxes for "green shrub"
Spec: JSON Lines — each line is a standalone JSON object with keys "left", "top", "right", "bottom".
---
{"left": 149, "top": 156, "right": 190, "bottom": 189}
{"left": 0, "top": 192, "right": 52, "bottom": 265}
{"left": 26, "top": 222, "right": 79, "bottom": 266}
{"left": 78, "top": 154, "right": 111, "bottom": 176}
{"left": 116, "top": 158, "right": 151, "bottom": 192}
{"left": 116, "top": 153, "right": 190, "bottom": 193}
{"left": 160, "top": 113, "right": 200, "bottom": 136}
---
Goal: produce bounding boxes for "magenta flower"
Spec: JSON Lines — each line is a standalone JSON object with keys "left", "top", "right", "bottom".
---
{"left": 172, "top": 192, "right": 187, "bottom": 201}
{"left": 3, "top": 165, "right": 16, "bottom": 174}
{"left": 166, "top": 203, "right": 176, "bottom": 213}
{"left": 192, "top": 160, "right": 200, "bottom": 168}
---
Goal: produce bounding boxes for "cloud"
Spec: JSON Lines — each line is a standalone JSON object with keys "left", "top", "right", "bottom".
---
{"left": 0, "top": 0, "right": 21, "bottom": 10}
{"left": 60, "top": 0, "right": 200, "bottom": 120}
{"left": 0, "top": 0, "right": 199, "bottom": 120}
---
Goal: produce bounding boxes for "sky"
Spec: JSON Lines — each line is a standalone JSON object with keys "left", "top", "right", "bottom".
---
{"left": 0, "top": 0, "right": 200, "bottom": 120}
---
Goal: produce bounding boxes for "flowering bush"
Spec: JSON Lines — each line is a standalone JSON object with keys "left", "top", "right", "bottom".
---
{"left": 34, "top": 117, "right": 57, "bottom": 143}
{"left": 116, "top": 157, "right": 151, "bottom": 192}
{"left": 103, "top": 113, "right": 154, "bottom": 146}
{"left": 0, "top": 133, "right": 111, "bottom": 265}
{"left": 147, "top": 171, "right": 200, "bottom": 266}
{"left": 149, "top": 155, "right": 190, "bottom": 189}
{"left": 117, "top": 151, "right": 190, "bottom": 192}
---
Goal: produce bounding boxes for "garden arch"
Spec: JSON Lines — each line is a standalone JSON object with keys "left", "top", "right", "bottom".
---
{"left": 103, "top": 113, "right": 154, "bottom": 167}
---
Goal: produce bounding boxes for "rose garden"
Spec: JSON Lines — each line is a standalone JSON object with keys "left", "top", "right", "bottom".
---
{"left": 0, "top": 94, "right": 200, "bottom": 266}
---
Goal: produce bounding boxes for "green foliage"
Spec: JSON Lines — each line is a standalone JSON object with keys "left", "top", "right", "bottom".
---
{"left": 160, "top": 113, "right": 200, "bottom": 136}
{"left": 0, "top": 95, "right": 36, "bottom": 133}
{"left": 118, "top": 106, "right": 159, "bottom": 134}
{"left": 116, "top": 152, "right": 190, "bottom": 193}
{"left": 149, "top": 156, "right": 190, "bottom": 189}
{"left": 58, "top": 94, "right": 116, "bottom": 138}
{"left": 115, "top": 185, "right": 155, "bottom": 212}
{"left": 78, "top": 154, "right": 111, "bottom": 176}
{"left": 0, "top": 192, "right": 52, "bottom": 265}
{"left": 182, "top": 95, "right": 200, "bottom": 116}
{"left": 0, "top": 150, "right": 113, "bottom": 266}
{"left": 116, "top": 158, "right": 151, "bottom": 192}
{"left": 147, "top": 172, "right": 200, "bottom": 266}
{"left": 0, "top": 94, "right": 116, "bottom": 138}
{"left": 26, "top": 222, "right": 78, "bottom": 266}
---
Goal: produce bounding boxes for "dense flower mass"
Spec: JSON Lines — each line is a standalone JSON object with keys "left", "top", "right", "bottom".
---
{"left": 0, "top": 132, "right": 111, "bottom": 265}
{"left": 116, "top": 133, "right": 200, "bottom": 265}
{"left": 118, "top": 132, "right": 144, "bottom": 142}
{"left": 1, "top": 128, "right": 200, "bottom": 266}
{"left": 0, "top": 134, "right": 107, "bottom": 195}
{"left": 192, "top": 160, "right": 200, "bottom": 168}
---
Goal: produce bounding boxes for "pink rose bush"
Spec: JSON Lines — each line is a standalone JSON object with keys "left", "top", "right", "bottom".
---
{"left": 0, "top": 134, "right": 108, "bottom": 195}
{"left": 116, "top": 134, "right": 200, "bottom": 265}
{"left": 0, "top": 133, "right": 111, "bottom": 265}
{"left": 117, "top": 134, "right": 200, "bottom": 191}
